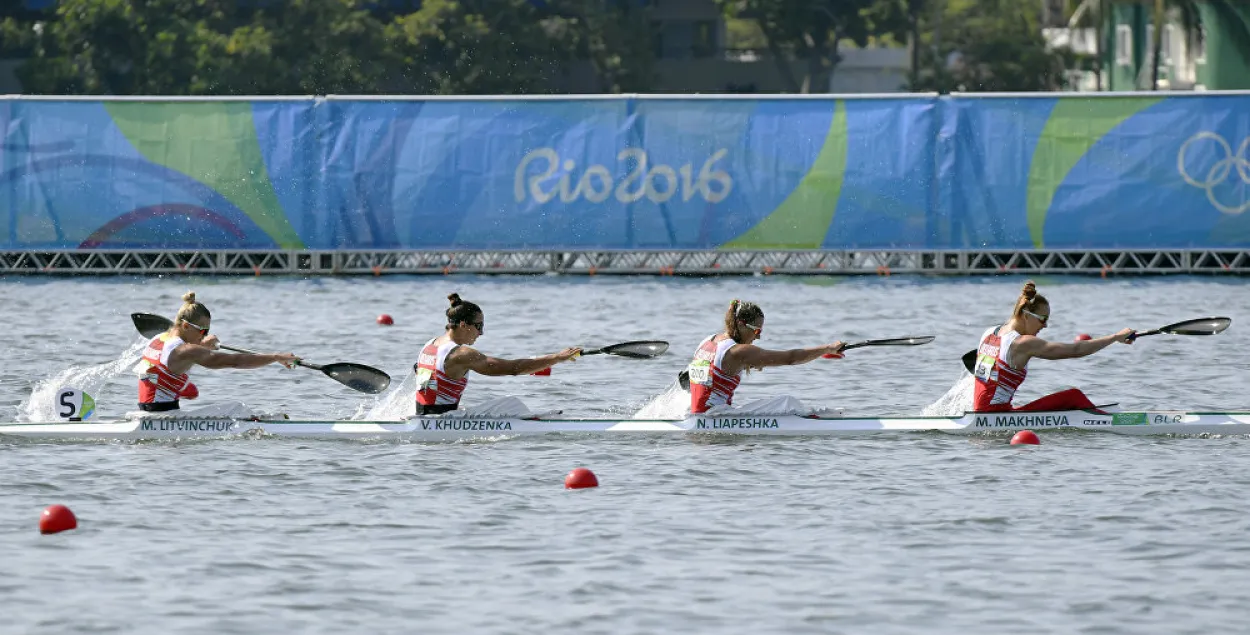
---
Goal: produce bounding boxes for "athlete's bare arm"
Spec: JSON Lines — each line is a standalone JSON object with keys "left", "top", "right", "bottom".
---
{"left": 168, "top": 342, "right": 297, "bottom": 373}
{"left": 444, "top": 346, "right": 581, "bottom": 378}
{"left": 722, "top": 342, "right": 845, "bottom": 375}
{"left": 1012, "top": 329, "right": 1134, "bottom": 365}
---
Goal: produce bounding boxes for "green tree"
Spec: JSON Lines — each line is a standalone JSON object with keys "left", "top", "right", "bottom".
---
{"left": 911, "top": 0, "right": 1075, "bottom": 92}
{"left": 717, "top": 0, "right": 884, "bottom": 93}
{"left": 383, "top": 0, "right": 574, "bottom": 94}
{"left": 3, "top": 0, "right": 396, "bottom": 95}
{"left": 547, "top": 0, "right": 655, "bottom": 93}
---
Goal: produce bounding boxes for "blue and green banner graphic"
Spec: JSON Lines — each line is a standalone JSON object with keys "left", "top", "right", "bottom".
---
{"left": 1, "top": 95, "right": 1247, "bottom": 250}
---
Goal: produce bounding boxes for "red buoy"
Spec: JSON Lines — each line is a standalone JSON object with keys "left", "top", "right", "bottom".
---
{"left": 179, "top": 382, "right": 199, "bottom": 400}
{"left": 377, "top": 314, "right": 394, "bottom": 326}
{"left": 1075, "top": 333, "right": 1092, "bottom": 341}
{"left": 564, "top": 467, "right": 599, "bottom": 489}
{"left": 1010, "top": 430, "right": 1041, "bottom": 446}
{"left": 39, "top": 504, "right": 77, "bottom": 534}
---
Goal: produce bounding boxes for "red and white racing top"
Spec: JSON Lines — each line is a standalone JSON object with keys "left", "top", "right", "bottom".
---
{"left": 971, "top": 325, "right": 1028, "bottom": 411}
{"left": 687, "top": 334, "right": 742, "bottom": 414}
{"left": 415, "top": 337, "right": 469, "bottom": 408}
{"left": 138, "top": 333, "right": 191, "bottom": 404}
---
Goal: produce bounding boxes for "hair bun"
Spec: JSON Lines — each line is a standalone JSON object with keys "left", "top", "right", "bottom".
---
{"left": 447, "top": 293, "right": 462, "bottom": 306}
{"left": 1021, "top": 281, "right": 1037, "bottom": 300}
{"left": 182, "top": 291, "right": 197, "bottom": 304}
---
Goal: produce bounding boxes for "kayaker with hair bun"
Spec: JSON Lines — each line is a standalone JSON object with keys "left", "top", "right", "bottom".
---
{"left": 414, "top": 293, "right": 582, "bottom": 415}
{"left": 685, "top": 299, "right": 846, "bottom": 414}
{"left": 136, "top": 291, "right": 299, "bottom": 412}
{"left": 972, "top": 280, "right": 1135, "bottom": 412}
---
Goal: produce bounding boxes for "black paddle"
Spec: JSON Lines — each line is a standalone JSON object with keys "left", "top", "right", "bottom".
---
{"left": 960, "top": 316, "right": 1232, "bottom": 374}
{"left": 678, "top": 336, "right": 936, "bottom": 390}
{"left": 581, "top": 340, "right": 669, "bottom": 359}
{"left": 130, "top": 312, "right": 392, "bottom": 394}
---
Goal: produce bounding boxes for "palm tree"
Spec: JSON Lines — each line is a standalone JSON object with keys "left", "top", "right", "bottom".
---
{"left": 1070, "top": 0, "right": 1222, "bottom": 91}
{"left": 1146, "top": 0, "right": 1201, "bottom": 91}
{"left": 1066, "top": 0, "right": 1108, "bottom": 89}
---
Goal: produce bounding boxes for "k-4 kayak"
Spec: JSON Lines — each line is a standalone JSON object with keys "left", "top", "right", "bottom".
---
{"left": 1, "top": 410, "right": 1248, "bottom": 442}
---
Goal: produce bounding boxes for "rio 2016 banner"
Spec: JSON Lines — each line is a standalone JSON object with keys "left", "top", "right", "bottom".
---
{"left": 1, "top": 94, "right": 1248, "bottom": 251}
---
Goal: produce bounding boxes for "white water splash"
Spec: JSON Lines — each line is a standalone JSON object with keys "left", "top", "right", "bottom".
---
{"left": 921, "top": 373, "right": 975, "bottom": 416}
{"left": 631, "top": 381, "right": 690, "bottom": 419}
{"left": 18, "top": 338, "right": 148, "bottom": 422}
{"left": 357, "top": 372, "right": 417, "bottom": 421}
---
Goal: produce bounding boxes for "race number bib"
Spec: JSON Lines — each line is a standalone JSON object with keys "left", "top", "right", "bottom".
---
{"left": 415, "top": 367, "right": 435, "bottom": 390}
{"left": 686, "top": 360, "right": 712, "bottom": 386}
{"left": 55, "top": 387, "right": 95, "bottom": 420}
{"left": 973, "top": 353, "right": 997, "bottom": 382}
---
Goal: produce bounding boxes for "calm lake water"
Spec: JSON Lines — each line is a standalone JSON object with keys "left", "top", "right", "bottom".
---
{"left": 2, "top": 275, "right": 1249, "bottom": 634}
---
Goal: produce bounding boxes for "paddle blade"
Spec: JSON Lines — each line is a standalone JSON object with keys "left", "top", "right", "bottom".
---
{"left": 843, "top": 336, "right": 937, "bottom": 351}
{"left": 319, "top": 363, "right": 391, "bottom": 394}
{"left": 962, "top": 349, "right": 977, "bottom": 374}
{"left": 592, "top": 340, "right": 670, "bottom": 359}
{"left": 1160, "top": 316, "right": 1231, "bottom": 336}
{"left": 531, "top": 368, "right": 553, "bottom": 376}
{"left": 132, "top": 312, "right": 173, "bottom": 338}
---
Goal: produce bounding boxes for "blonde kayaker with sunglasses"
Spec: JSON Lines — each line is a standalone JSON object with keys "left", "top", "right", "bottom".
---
{"left": 686, "top": 299, "right": 846, "bottom": 414}
{"left": 137, "top": 292, "right": 299, "bottom": 412}
{"left": 972, "top": 280, "right": 1135, "bottom": 413}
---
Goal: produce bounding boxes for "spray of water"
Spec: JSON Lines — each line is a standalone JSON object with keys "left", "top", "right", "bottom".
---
{"left": 356, "top": 372, "right": 417, "bottom": 421}
{"left": 921, "top": 373, "right": 975, "bottom": 416}
{"left": 631, "top": 380, "right": 690, "bottom": 419}
{"left": 17, "top": 338, "right": 149, "bottom": 422}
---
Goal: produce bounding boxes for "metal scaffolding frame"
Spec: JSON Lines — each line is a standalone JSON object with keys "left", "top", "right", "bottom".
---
{"left": 1, "top": 248, "right": 1249, "bottom": 275}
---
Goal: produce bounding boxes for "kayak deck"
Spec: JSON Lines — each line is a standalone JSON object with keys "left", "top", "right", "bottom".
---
{"left": 2, "top": 410, "right": 1250, "bottom": 441}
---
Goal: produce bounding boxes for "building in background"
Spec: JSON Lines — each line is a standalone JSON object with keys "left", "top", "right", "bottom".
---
{"left": 1050, "top": 0, "right": 1250, "bottom": 91}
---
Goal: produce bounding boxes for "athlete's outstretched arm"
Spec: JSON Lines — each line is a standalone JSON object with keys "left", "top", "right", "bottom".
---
{"left": 172, "top": 344, "right": 298, "bottom": 371}
{"left": 1013, "top": 329, "right": 1134, "bottom": 363}
{"left": 451, "top": 346, "right": 581, "bottom": 377}
{"left": 727, "top": 342, "right": 845, "bottom": 373}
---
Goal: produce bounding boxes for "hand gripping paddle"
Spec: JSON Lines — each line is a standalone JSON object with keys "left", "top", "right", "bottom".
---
{"left": 131, "top": 312, "right": 392, "bottom": 394}
{"left": 960, "top": 317, "right": 1232, "bottom": 374}
{"left": 678, "top": 335, "right": 935, "bottom": 390}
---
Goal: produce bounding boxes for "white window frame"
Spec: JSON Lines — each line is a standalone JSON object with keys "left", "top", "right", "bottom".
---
{"left": 1161, "top": 24, "right": 1175, "bottom": 64}
{"left": 1116, "top": 24, "right": 1133, "bottom": 65}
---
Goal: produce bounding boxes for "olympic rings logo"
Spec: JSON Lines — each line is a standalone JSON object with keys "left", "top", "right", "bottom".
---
{"left": 1177, "top": 132, "right": 1250, "bottom": 215}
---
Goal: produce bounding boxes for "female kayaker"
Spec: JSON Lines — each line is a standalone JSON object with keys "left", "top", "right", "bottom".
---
{"left": 972, "top": 280, "right": 1135, "bottom": 412}
{"left": 686, "top": 299, "right": 846, "bottom": 414}
{"left": 137, "top": 292, "right": 300, "bottom": 411}
{"left": 415, "top": 293, "right": 582, "bottom": 415}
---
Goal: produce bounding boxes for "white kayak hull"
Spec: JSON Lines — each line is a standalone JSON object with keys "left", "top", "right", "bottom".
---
{"left": 2, "top": 410, "right": 1250, "bottom": 441}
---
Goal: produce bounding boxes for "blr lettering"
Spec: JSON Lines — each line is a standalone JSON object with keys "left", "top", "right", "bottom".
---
{"left": 973, "top": 415, "right": 1071, "bottom": 428}
{"left": 139, "top": 420, "right": 235, "bottom": 433}
{"left": 419, "top": 420, "right": 514, "bottom": 432}
{"left": 694, "top": 418, "right": 780, "bottom": 430}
